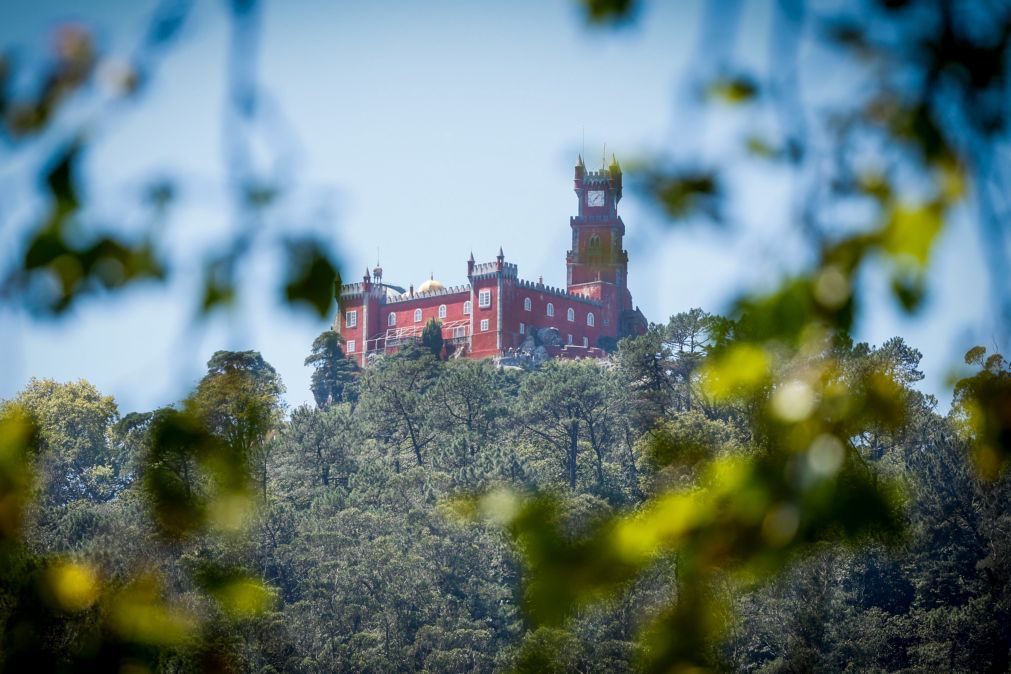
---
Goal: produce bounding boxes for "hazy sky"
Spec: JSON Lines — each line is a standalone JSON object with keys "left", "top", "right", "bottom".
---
{"left": 0, "top": 0, "right": 992, "bottom": 412}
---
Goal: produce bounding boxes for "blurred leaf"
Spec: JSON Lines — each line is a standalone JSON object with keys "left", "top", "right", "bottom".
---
{"left": 200, "top": 256, "right": 237, "bottom": 314}
{"left": 143, "top": 409, "right": 219, "bottom": 539}
{"left": 707, "top": 75, "right": 759, "bottom": 105}
{"left": 699, "top": 344, "right": 771, "bottom": 401}
{"left": 580, "top": 0, "right": 637, "bottom": 24}
{"left": 108, "top": 573, "right": 198, "bottom": 646}
{"left": 0, "top": 405, "right": 37, "bottom": 545}
{"left": 644, "top": 169, "right": 723, "bottom": 223}
{"left": 282, "top": 238, "right": 339, "bottom": 318}
{"left": 881, "top": 202, "right": 943, "bottom": 267}
{"left": 44, "top": 560, "right": 100, "bottom": 613}
{"left": 193, "top": 562, "right": 273, "bottom": 618}
{"left": 745, "top": 135, "right": 780, "bottom": 159}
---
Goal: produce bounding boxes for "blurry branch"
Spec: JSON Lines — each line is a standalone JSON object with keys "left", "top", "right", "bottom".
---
{"left": 483, "top": 0, "right": 1011, "bottom": 669}
{"left": 0, "top": 355, "right": 279, "bottom": 671}
{"left": 0, "top": 0, "right": 341, "bottom": 321}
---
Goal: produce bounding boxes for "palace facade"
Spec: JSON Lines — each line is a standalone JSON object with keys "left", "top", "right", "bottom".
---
{"left": 334, "top": 155, "right": 647, "bottom": 366}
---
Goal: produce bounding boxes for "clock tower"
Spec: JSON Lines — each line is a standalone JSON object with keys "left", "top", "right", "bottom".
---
{"left": 566, "top": 154, "right": 628, "bottom": 293}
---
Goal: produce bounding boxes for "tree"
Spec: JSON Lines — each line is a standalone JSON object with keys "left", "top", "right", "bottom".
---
{"left": 189, "top": 350, "right": 286, "bottom": 498}
{"left": 516, "top": 361, "right": 624, "bottom": 492}
{"left": 357, "top": 348, "right": 439, "bottom": 468}
{"left": 305, "top": 330, "right": 360, "bottom": 407}
{"left": 421, "top": 319, "right": 444, "bottom": 360}
{"left": 6, "top": 378, "right": 120, "bottom": 505}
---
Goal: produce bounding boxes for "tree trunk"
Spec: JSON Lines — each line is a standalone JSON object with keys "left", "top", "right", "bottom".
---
{"left": 568, "top": 421, "right": 579, "bottom": 489}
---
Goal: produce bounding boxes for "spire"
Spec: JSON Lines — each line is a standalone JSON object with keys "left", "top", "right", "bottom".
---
{"left": 577, "top": 153, "right": 585, "bottom": 168}
{"left": 610, "top": 153, "right": 620, "bottom": 172}
{"left": 497, "top": 246, "right": 505, "bottom": 261}
{"left": 468, "top": 251, "right": 475, "bottom": 263}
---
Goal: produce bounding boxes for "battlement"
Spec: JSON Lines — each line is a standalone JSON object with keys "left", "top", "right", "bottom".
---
{"left": 515, "top": 278, "right": 602, "bottom": 306}
{"left": 469, "top": 260, "right": 518, "bottom": 279}
{"left": 386, "top": 285, "right": 471, "bottom": 304}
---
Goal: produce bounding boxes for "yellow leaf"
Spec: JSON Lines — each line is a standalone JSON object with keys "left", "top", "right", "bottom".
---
{"left": 700, "top": 344, "right": 771, "bottom": 401}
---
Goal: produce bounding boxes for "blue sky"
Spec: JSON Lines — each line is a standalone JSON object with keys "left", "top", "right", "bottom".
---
{"left": 0, "top": 0, "right": 992, "bottom": 412}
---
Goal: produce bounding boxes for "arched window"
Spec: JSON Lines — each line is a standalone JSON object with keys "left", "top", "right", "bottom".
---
{"left": 414, "top": 308, "right": 422, "bottom": 322}
{"left": 438, "top": 304, "right": 447, "bottom": 319}
{"left": 546, "top": 303, "right": 554, "bottom": 317}
{"left": 587, "top": 312, "right": 595, "bottom": 327}
{"left": 388, "top": 313, "right": 396, "bottom": 327}
{"left": 463, "top": 300, "right": 472, "bottom": 315}
{"left": 588, "top": 235, "right": 601, "bottom": 252}
{"left": 567, "top": 307, "right": 575, "bottom": 322}
{"left": 523, "top": 297, "right": 532, "bottom": 311}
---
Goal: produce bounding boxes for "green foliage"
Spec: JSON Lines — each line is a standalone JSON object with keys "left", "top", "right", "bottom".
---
{"left": 7, "top": 378, "right": 121, "bottom": 505}
{"left": 422, "top": 318, "right": 445, "bottom": 359}
{"left": 305, "top": 329, "right": 360, "bottom": 407}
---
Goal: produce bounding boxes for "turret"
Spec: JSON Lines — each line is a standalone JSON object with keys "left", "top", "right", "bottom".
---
{"left": 574, "top": 154, "right": 586, "bottom": 192}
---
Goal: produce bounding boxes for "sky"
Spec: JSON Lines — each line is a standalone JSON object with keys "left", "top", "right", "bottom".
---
{"left": 0, "top": 0, "right": 994, "bottom": 413}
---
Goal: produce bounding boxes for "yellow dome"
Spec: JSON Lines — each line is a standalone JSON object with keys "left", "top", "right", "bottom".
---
{"left": 417, "top": 278, "right": 445, "bottom": 293}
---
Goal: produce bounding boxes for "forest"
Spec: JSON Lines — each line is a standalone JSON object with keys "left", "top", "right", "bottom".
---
{"left": 1, "top": 310, "right": 1008, "bottom": 672}
{"left": 4, "top": 0, "right": 1011, "bottom": 671}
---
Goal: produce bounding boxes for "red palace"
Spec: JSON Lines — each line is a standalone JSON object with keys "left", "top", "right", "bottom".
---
{"left": 334, "top": 155, "right": 647, "bottom": 366}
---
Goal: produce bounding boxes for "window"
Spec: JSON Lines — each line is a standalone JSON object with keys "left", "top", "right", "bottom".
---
{"left": 480, "top": 319, "right": 489, "bottom": 332}
{"left": 454, "top": 326, "right": 466, "bottom": 338}
{"left": 347, "top": 340, "right": 356, "bottom": 353}
{"left": 463, "top": 300, "right": 472, "bottom": 315}
{"left": 567, "top": 334, "right": 573, "bottom": 345}
{"left": 478, "top": 289, "right": 491, "bottom": 308}
{"left": 519, "top": 322, "right": 525, "bottom": 335}
{"left": 345, "top": 310, "right": 357, "bottom": 328}
{"left": 583, "top": 337, "right": 588, "bottom": 347}
{"left": 438, "top": 304, "right": 447, "bottom": 319}
{"left": 567, "top": 307, "right": 575, "bottom": 322}
{"left": 546, "top": 303, "right": 554, "bottom": 317}
{"left": 414, "top": 308, "right": 422, "bottom": 322}
{"left": 523, "top": 297, "right": 532, "bottom": 311}
{"left": 587, "top": 312, "right": 595, "bottom": 327}
{"left": 388, "top": 313, "right": 396, "bottom": 327}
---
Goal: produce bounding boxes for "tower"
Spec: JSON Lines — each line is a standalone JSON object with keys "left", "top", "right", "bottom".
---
{"left": 566, "top": 154, "right": 628, "bottom": 299}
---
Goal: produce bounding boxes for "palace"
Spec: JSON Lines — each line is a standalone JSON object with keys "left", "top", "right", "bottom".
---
{"left": 334, "top": 155, "right": 647, "bottom": 366}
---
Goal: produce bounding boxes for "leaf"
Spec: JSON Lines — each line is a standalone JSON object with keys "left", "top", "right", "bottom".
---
{"left": 581, "top": 0, "right": 637, "bottom": 24}
{"left": 707, "top": 75, "right": 759, "bottom": 105}
{"left": 282, "top": 238, "right": 339, "bottom": 318}
{"left": 645, "top": 169, "right": 723, "bottom": 223}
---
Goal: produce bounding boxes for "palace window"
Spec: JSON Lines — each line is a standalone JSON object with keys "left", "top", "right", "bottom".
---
{"left": 347, "top": 340, "right": 356, "bottom": 353}
{"left": 388, "top": 313, "right": 396, "bottom": 327}
{"left": 345, "top": 310, "right": 357, "bottom": 328}
{"left": 480, "top": 319, "right": 489, "bottom": 332}
{"left": 583, "top": 337, "right": 588, "bottom": 347}
{"left": 454, "top": 326, "right": 466, "bottom": 338}
{"left": 519, "top": 322, "right": 525, "bottom": 335}
{"left": 414, "top": 308, "right": 422, "bottom": 322}
{"left": 438, "top": 304, "right": 447, "bottom": 319}
{"left": 523, "top": 297, "right": 532, "bottom": 311}
{"left": 587, "top": 312, "right": 595, "bottom": 327}
{"left": 567, "top": 334, "right": 573, "bottom": 345}
{"left": 567, "top": 307, "right": 575, "bottom": 322}
{"left": 478, "top": 289, "right": 491, "bottom": 308}
{"left": 546, "top": 302, "right": 554, "bottom": 317}
{"left": 463, "top": 300, "right": 472, "bottom": 315}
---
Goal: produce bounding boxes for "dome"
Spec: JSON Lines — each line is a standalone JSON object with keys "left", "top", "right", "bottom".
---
{"left": 417, "top": 277, "right": 445, "bottom": 293}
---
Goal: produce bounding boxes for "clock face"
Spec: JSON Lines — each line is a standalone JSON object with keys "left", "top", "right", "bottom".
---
{"left": 587, "top": 190, "right": 606, "bottom": 207}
